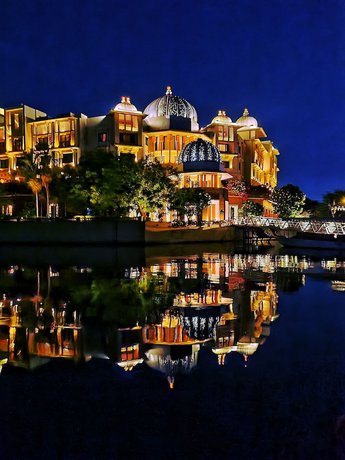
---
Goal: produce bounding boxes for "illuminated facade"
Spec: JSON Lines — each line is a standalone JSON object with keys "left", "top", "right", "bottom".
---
{"left": 0, "top": 86, "right": 279, "bottom": 218}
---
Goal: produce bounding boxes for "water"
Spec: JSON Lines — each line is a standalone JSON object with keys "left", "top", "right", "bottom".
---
{"left": 0, "top": 244, "right": 344, "bottom": 460}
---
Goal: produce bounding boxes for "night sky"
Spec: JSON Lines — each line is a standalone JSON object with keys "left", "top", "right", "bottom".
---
{"left": 2, "top": 0, "right": 344, "bottom": 200}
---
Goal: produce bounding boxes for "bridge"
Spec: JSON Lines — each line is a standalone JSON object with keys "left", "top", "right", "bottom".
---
{"left": 233, "top": 217, "right": 345, "bottom": 236}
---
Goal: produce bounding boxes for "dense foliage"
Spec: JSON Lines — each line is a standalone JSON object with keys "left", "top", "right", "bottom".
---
{"left": 272, "top": 184, "right": 305, "bottom": 218}
{"left": 240, "top": 200, "right": 264, "bottom": 217}
{"left": 170, "top": 188, "right": 211, "bottom": 224}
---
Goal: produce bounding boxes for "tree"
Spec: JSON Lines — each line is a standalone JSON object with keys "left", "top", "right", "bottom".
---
{"left": 17, "top": 153, "right": 42, "bottom": 217}
{"left": 64, "top": 150, "right": 122, "bottom": 216}
{"left": 323, "top": 189, "right": 345, "bottom": 218}
{"left": 228, "top": 179, "right": 247, "bottom": 197}
{"left": 170, "top": 188, "right": 211, "bottom": 225}
{"left": 272, "top": 184, "right": 305, "bottom": 218}
{"left": 88, "top": 155, "right": 139, "bottom": 217}
{"left": 34, "top": 143, "right": 54, "bottom": 217}
{"left": 134, "top": 159, "right": 176, "bottom": 219}
{"left": 49, "top": 165, "right": 79, "bottom": 217}
{"left": 240, "top": 200, "right": 263, "bottom": 217}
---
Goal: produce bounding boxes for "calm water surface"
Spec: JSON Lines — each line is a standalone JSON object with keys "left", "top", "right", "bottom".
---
{"left": 0, "top": 244, "right": 344, "bottom": 460}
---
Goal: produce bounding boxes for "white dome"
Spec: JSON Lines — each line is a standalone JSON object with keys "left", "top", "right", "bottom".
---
{"left": 211, "top": 110, "right": 232, "bottom": 124}
{"left": 114, "top": 96, "right": 138, "bottom": 112}
{"left": 236, "top": 108, "right": 258, "bottom": 127}
{"left": 143, "top": 86, "right": 199, "bottom": 131}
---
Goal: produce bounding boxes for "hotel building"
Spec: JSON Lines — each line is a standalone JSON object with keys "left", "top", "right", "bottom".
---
{"left": 0, "top": 87, "right": 279, "bottom": 220}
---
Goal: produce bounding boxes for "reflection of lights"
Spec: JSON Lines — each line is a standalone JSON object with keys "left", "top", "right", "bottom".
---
{"left": 72, "top": 266, "right": 92, "bottom": 273}
{"left": 331, "top": 281, "right": 345, "bottom": 292}
{"left": 0, "top": 358, "right": 8, "bottom": 374}
{"left": 117, "top": 359, "right": 144, "bottom": 371}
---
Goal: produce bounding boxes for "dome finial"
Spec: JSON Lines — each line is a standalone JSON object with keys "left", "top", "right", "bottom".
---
{"left": 166, "top": 85, "right": 172, "bottom": 95}
{"left": 243, "top": 108, "right": 249, "bottom": 117}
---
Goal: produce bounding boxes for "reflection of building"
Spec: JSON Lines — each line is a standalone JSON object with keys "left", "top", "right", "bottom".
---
{"left": 0, "top": 86, "right": 279, "bottom": 219}
{"left": 212, "top": 312, "right": 236, "bottom": 365}
{"left": 0, "top": 299, "right": 82, "bottom": 369}
{"left": 146, "top": 344, "right": 200, "bottom": 389}
{"left": 143, "top": 312, "right": 209, "bottom": 345}
{"left": 116, "top": 326, "right": 144, "bottom": 371}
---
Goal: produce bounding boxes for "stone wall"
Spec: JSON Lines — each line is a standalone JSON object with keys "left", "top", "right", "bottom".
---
{"left": 0, "top": 220, "right": 145, "bottom": 245}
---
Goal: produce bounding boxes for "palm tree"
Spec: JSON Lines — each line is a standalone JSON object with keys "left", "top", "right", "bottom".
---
{"left": 17, "top": 153, "right": 42, "bottom": 217}
{"left": 27, "top": 177, "right": 42, "bottom": 217}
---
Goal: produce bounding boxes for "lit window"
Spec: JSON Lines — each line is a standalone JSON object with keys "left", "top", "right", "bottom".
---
{"left": 59, "top": 134, "right": 71, "bottom": 148}
{"left": 59, "top": 120, "right": 70, "bottom": 132}
{"left": 98, "top": 132, "right": 107, "bottom": 144}
{"left": 14, "top": 113, "right": 20, "bottom": 129}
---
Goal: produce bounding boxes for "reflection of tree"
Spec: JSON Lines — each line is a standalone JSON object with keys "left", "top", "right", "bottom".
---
{"left": 274, "top": 271, "right": 305, "bottom": 292}
{"left": 70, "top": 278, "right": 156, "bottom": 328}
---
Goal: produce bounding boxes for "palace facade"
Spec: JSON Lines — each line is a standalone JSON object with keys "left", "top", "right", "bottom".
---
{"left": 0, "top": 86, "right": 279, "bottom": 220}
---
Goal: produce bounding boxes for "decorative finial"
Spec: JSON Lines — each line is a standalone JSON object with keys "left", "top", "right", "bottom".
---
{"left": 218, "top": 110, "right": 222, "bottom": 116}
{"left": 166, "top": 86, "right": 172, "bottom": 95}
{"left": 126, "top": 97, "right": 131, "bottom": 104}
{"left": 243, "top": 108, "right": 249, "bottom": 117}
{"left": 167, "top": 375, "right": 174, "bottom": 389}
{"left": 121, "top": 96, "right": 126, "bottom": 103}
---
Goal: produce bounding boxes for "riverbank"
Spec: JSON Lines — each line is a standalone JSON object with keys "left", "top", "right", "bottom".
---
{"left": 145, "top": 221, "right": 238, "bottom": 244}
{"left": 0, "top": 219, "right": 242, "bottom": 245}
{"left": 0, "top": 219, "right": 145, "bottom": 245}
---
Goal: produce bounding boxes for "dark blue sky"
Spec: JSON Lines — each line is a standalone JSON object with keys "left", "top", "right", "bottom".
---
{"left": 2, "top": 0, "right": 344, "bottom": 200}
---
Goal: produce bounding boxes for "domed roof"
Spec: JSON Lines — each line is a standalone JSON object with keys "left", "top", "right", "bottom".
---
{"left": 179, "top": 138, "right": 221, "bottom": 164}
{"left": 143, "top": 86, "right": 199, "bottom": 131}
{"left": 236, "top": 108, "right": 258, "bottom": 127}
{"left": 114, "top": 96, "right": 138, "bottom": 112}
{"left": 211, "top": 110, "right": 232, "bottom": 125}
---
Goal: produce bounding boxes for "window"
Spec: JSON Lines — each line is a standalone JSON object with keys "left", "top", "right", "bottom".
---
{"left": 119, "top": 133, "right": 136, "bottom": 145}
{"left": 37, "top": 124, "right": 48, "bottom": 135}
{"left": 118, "top": 114, "right": 138, "bottom": 132}
{"left": 37, "top": 136, "right": 48, "bottom": 147}
{"left": 98, "top": 132, "right": 107, "bottom": 144}
{"left": 59, "top": 120, "right": 70, "bottom": 132}
{"left": 13, "top": 138, "right": 22, "bottom": 151}
{"left": 0, "top": 159, "right": 9, "bottom": 169}
{"left": 59, "top": 134, "right": 71, "bottom": 148}
{"left": 62, "top": 153, "right": 73, "bottom": 164}
{"left": 11, "top": 113, "right": 21, "bottom": 132}
{"left": 219, "top": 144, "right": 228, "bottom": 153}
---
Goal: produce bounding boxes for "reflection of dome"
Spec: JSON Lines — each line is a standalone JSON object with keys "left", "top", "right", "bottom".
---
{"left": 211, "top": 110, "right": 232, "bottom": 124}
{"left": 146, "top": 345, "right": 200, "bottom": 389}
{"left": 236, "top": 108, "right": 258, "bottom": 127}
{"left": 178, "top": 138, "right": 221, "bottom": 164}
{"left": 143, "top": 86, "right": 199, "bottom": 131}
{"left": 114, "top": 96, "right": 138, "bottom": 112}
{"left": 236, "top": 339, "right": 259, "bottom": 356}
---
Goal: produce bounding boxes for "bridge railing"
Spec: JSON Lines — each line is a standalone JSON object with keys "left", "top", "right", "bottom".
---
{"left": 235, "top": 217, "right": 345, "bottom": 235}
